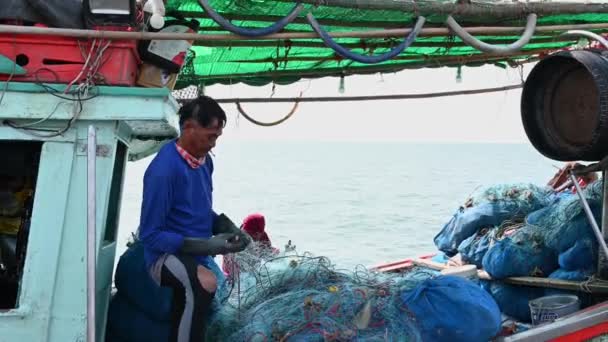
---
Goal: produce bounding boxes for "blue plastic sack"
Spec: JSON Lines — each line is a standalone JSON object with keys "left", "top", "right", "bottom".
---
{"left": 114, "top": 242, "right": 173, "bottom": 322}
{"left": 549, "top": 268, "right": 591, "bottom": 282}
{"left": 105, "top": 294, "right": 170, "bottom": 342}
{"left": 558, "top": 239, "right": 597, "bottom": 271}
{"left": 482, "top": 228, "right": 558, "bottom": 279}
{"left": 488, "top": 283, "right": 544, "bottom": 322}
{"left": 458, "top": 229, "right": 494, "bottom": 268}
{"left": 434, "top": 203, "right": 511, "bottom": 256}
{"left": 401, "top": 276, "right": 501, "bottom": 342}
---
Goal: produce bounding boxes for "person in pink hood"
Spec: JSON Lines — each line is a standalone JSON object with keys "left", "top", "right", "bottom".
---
{"left": 222, "top": 213, "right": 277, "bottom": 279}
{"left": 241, "top": 213, "right": 271, "bottom": 248}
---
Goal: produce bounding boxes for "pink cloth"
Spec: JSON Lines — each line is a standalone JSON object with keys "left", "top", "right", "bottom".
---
{"left": 222, "top": 213, "right": 273, "bottom": 278}
{"left": 242, "top": 213, "right": 271, "bottom": 246}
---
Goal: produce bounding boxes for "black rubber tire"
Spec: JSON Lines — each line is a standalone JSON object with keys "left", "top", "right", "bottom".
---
{"left": 521, "top": 49, "right": 608, "bottom": 161}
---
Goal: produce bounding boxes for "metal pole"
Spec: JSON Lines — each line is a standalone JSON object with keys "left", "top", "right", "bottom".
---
{"left": 87, "top": 125, "right": 97, "bottom": 342}
{"left": 600, "top": 173, "right": 608, "bottom": 279}
{"left": 1, "top": 22, "right": 608, "bottom": 41}
{"left": 569, "top": 173, "right": 608, "bottom": 262}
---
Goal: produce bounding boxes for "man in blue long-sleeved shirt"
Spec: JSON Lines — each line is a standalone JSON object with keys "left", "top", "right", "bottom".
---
{"left": 139, "top": 95, "right": 250, "bottom": 342}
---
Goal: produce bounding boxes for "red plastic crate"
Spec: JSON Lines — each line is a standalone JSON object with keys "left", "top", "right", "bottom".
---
{"left": 0, "top": 33, "right": 140, "bottom": 86}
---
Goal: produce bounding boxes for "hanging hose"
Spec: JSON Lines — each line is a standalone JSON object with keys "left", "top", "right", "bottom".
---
{"left": 236, "top": 100, "right": 300, "bottom": 127}
{"left": 560, "top": 30, "right": 608, "bottom": 49}
{"left": 445, "top": 14, "right": 537, "bottom": 54}
{"left": 307, "top": 14, "right": 426, "bottom": 64}
{"left": 198, "top": 0, "right": 303, "bottom": 37}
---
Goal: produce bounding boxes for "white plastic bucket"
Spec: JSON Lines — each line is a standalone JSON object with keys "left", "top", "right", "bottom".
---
{"left": 529, "top": 295, "right": 580, "bottom": 326}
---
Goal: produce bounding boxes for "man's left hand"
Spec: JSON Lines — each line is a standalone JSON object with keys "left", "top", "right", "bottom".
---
{"left": 214, "top": 213, "right": 251, "bottom": 249}
{"left": 225, "top": 234, "right": 249, "bottom": 253}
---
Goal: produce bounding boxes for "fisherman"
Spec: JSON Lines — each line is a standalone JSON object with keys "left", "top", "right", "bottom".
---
{"left": 138, "top": 95, "right": 251, "bottom": 342}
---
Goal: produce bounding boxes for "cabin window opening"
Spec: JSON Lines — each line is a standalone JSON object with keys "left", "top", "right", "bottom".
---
{"left": 0, "top": 141, "right": 42, "bottom": 311}
{"left": 104, "top": 141, "right": 127, "bottom": 244}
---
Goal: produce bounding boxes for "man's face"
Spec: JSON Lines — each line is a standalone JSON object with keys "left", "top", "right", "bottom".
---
{"left": 183, "top": 118, "right": 223, "bottom": 157}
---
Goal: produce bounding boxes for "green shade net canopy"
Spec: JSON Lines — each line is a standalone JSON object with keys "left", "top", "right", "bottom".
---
{"left": 164, "top": 0, "right": 608, "bottom": 88}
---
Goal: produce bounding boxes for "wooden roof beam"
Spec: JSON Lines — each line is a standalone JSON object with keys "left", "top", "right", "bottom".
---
{"left": 275, "top": 0, "right": 608, "bottom": 17}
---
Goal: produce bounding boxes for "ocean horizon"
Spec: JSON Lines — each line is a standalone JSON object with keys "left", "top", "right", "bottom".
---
{"left": 117, "top": 141, "right": 556, "bottom": 269}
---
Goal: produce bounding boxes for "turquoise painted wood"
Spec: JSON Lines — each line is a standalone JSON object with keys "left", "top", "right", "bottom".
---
{"left": 0, "top": 82, "right": 179, "bottom": 161}
{"left": 0, "top": 82, "right": 180, "bottom": 342}
{"left": 0, "top": 55, "right": 26, "bottom": 75}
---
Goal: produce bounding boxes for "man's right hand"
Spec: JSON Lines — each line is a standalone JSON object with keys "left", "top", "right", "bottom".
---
{"left": 182, "top": 233, "right": 245, "bottom": 256}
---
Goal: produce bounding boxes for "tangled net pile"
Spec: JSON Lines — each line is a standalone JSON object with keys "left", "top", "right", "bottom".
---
{"left": 434, "top": 183, "right": 553, "bottom": 256}
{"left": 208, "top": 243, "right": 436, "bottom": 341}
{"left": 468, "top": 183, "right": 553, "bottom": 213}
{"left": 435, "top": 180, "right": 605, "bottom": 322}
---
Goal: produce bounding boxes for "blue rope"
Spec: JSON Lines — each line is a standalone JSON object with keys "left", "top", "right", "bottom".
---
{"left": 198, "top": 0, "right": 303, "bottom": 37}
{"left": 307, "top": 14, "right": 426, "bottom": 64}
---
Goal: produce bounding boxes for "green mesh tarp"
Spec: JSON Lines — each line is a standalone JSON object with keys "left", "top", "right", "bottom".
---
{"left": 165, "top": 0, "right": 608, "bottom": 88}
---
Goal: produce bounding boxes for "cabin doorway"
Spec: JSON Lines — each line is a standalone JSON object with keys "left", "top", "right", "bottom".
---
{"left": 0, "top": 141, "right": 41, "bottom": 310}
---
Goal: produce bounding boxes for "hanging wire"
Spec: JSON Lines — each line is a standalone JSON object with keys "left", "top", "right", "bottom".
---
{"left": 2, "top": 38, "right": 106, "bottom": 138}
{"left": 197, "top": 0, "right": 303, "bottom": 37}
{"left": 307, "top": 14, "right": 426, "bottom": 64}
{"left": 235, "top": 94, "right": 302, "bottom": 127}
{"left": 445, "top": 14, "right": 537, "bottom": 54}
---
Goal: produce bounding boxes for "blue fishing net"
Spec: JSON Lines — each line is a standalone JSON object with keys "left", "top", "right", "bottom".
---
{"left": 208, "top": 246, "right": 431, "bottom": 341}
{"left": 435, "top": 180, "right": 604, "bottom": 324}
{"left": 434, "top": 183, "right": 552, "bottom": 256}
{"left": 558, "top": 239, "right": 597, "bottom": 271}
{"left": 482, "top": 225, "right": 558, "bottom": 279}
{"left": 110, "top": 239, "right": 472, "bottom": 341}
{"left": 532, "top": 182, "right": 603, "bottom": 253}
{"left": 458, "top": 221, "right": 510, "bottom": 268}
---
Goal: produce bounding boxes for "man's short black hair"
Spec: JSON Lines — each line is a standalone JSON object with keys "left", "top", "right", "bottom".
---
{"left": 178, "top": 96, "right": 227, "bottom": 129}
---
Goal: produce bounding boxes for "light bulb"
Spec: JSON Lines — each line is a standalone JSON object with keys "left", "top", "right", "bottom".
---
{"left": 456, "top": 66, "right": 463, "bottom": 83}
{"left": 150, "top": 14, "right": 165, "bottom": 29}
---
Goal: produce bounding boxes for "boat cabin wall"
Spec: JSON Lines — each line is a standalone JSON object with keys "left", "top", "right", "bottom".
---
{"left": 0, "top": 122, "right": 128, "bottom": 342}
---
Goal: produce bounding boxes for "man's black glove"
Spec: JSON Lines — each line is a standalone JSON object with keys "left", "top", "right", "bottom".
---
{"left": 181, "top": 233, "right": 244, "bottom": 256}
{"left": 213, "top": 213, "right": 251, "bottom": 249}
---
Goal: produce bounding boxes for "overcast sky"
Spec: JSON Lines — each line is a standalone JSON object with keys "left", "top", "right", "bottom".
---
{"left": 203, "top": 63, "right": 534, "bottom": 143}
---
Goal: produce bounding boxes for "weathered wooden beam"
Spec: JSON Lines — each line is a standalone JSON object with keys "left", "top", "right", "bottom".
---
{"left": 275, "top": 0, "right": 608, "bottom": 17}
{"left": 410, "top": 258, "right": 608, "bottom": 294}
{"left": 503, "top": 276, "right": 608, "bottom": 294}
